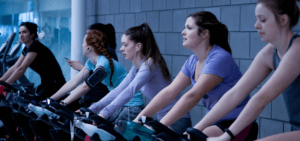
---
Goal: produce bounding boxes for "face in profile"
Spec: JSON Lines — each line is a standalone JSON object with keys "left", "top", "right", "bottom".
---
{"left": 19, "top": 26, "right": 33, "bottom": 44}
{"left": 182, "top": 17, "right": 203, "bottom": 49}
{"left": 82, "top": 35, "right": 90, "bottom": 56}
{"left": 255, "top": 3, "right": 279, "bottom": 43}
{"left": 120, "top": 34, "right": 137, "bottom": 61}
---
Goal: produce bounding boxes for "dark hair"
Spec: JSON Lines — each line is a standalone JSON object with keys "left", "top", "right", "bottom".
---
{"left": 19, "top": 22, "right": 38, "bottom": 40}
{"left": 257, "top": 0, "right": 300, "bottom": 29}
{"left": 124, "top": 23, "right": 171, "bottom": 81}
{"left": 86, "top": 30, "right": 114, "bottom": 86}
{"left": 188, "top": 11, "right": 232, "bottom": 55}
{"left": 88, "top": 23, "right": 117, "bottom": 49}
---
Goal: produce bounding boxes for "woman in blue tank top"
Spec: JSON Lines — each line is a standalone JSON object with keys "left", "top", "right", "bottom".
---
{"left": 196, "top": 0, "right": 300, "bottom": 141}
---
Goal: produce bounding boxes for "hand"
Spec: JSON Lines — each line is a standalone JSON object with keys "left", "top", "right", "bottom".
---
{"left": 183, "top": 131, "right": 190, "bottom": 140}
{"left": 98, "top": 113, "right": 106, "bottom": 119}
{"left": 133, "top": 118, "right": 142, "bottom": 124}
{"left": 75, "top": 109, "right": 82, "bottom": 115}
{"left": 66, "top": 58, "right": 84, "bottom": 71}
{"left": 207, "top": 133, "right": 231, "bottom": 141}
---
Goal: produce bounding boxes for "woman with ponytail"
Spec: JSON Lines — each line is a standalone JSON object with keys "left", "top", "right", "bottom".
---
{"left": 134, "top": 11, "right": 257, "bottom": 139}
{"left": 193, "top": 0, "right": 300, "bottom": 140}
{"left": 49, "top": 30, "right": 144, "bottom": 123}
{"left": 88, "top": 23, "right": 191, "bottom": 134}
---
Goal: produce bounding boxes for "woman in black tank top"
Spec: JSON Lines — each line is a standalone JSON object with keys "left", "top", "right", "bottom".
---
{"left": 0, "top": 22, "right": 65, "bottom": 100}
{"left": 192, "top": 1, "right": 300, "bottom": 141}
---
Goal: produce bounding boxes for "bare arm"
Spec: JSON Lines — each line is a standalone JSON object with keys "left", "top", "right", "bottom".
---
{"left": 134, "top": 71, "right": 191, "bottom": 122}
{"left": 0, "top": 54, "right": 25, "bottom": 81}
{"left": 62, "top": 82, "right": 90, "bottom": 105}
{"left": 194, "top": 45, "right": 274, "bottom": 132}
{"left": 214, "top": 41, "right": 300, "bottom": 140}
{"left": 50, "top": 67, "right": 90, "bottom": 100}
{"left": 160, "top": 72, "right": 223, "bottom": 126}
{"left": 5, "top": 52, "right": 37, "bottom": 84}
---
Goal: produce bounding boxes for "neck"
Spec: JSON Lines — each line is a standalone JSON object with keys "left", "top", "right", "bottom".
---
{"left": 25, "top": 40, "right": 34, "bottom": 47}
{"left": 272, "top": 30, "right": 294, "bottom": 55}
{"left": 192, "top": 41, "right": 213, "bottom": 63}
{"left": 133, "top": 52, "right": 144, "bottom": 69}
{"left": 87, "top": 53, "right": 99, "bottom": 65}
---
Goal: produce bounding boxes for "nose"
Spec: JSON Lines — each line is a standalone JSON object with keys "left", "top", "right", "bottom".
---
{"left": 254, "top": 20, "right": 260, "bottom": 29}
{"left": 181, "top": 28, "right": 185, "bottom": 35}
{"left": 120, "top": 46, "right": 124, "bottom": 51}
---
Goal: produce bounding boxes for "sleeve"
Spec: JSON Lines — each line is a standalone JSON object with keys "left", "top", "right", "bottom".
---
{"left": 181, "top": 55, "right": 194, "bottom": 78}
{"left": 88, "top": 66, "right": 136, "bottom": 113}
{"left": 27, "top": 42, "right": 40, "bottom": 53}
{"left": 99, "top": 63, "right": 154, "bottom": 118}
{"left": 84, "top": 60, "right": 93, "bottom": 71}
{"left": 201, "top": 52, "right": 233, "bottom": 79}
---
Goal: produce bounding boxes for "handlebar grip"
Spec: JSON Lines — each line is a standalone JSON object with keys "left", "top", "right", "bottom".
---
{"left": 186, "top": 127, "right": 207, "bottom": 141}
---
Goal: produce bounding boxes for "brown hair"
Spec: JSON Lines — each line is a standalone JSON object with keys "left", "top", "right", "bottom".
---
{"left": 188, "top": 11, "right": 232, "bottom": 55}
{"left": 257, "top": 0, "right": 300, "bottom": 29}
{"left": 124, "top": 23, "right": 171, "bottom": 81}
{"left": 86, "top": 30, "right": 114, "bottom": 86}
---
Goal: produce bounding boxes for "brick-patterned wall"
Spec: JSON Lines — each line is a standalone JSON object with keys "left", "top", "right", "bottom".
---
{"left": 86, "top": 0, "right": 300, "bottom": 139}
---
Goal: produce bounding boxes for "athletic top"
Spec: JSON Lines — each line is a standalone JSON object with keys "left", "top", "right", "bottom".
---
{"left": 22, "top": 41, "right": 65, "bottom": 85}
{"left": 89, "top": 59, "right": 190, "bottom": 119}
{"left": 273, "top": 34, "right": 300, "bottom": 131}
{"left": 85, "top": 55, "right": 143, "bottom": 107}
{"left": 181, "top": 45, "right": 250, "bottom": 123}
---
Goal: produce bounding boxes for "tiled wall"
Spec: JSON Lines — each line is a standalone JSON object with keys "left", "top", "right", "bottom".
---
{"left": 86, "top": 0, "right": 300, "bottom": 139}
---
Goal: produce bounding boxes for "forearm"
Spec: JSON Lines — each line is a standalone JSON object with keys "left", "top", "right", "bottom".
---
{"left": 50, "top": 81, "right": 79, "bottom": 100}
{"left": 6, "top": 67, "right": 26, "bottom": 84}
{"left": 229, "top": 95, "right": 267, "bottom": 136}
{"left": 135, "top": 87, "right": 179, "bottom": 121}
{"left": 160, "top": 92, "right": 200, "bottom": 126}
{"left": 63, "top": 84, "right": 90, "bottom": 105}
{"left": 194, "top": 89, "right": 246, "bottom": 131}
{"left": 0, "top": 66, "right": 16, "bottom": 81}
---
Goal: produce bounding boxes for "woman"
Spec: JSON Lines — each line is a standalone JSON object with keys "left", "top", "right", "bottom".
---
{"left": 66, "top": 23, "right": 119, "bottom": 107}
{"left": 192, "top": 0, "right": 300, "bottom": 141}
{"left": 0, "top": 22, "right": 66, "bottom": 100}
{"left": 88, "top": 23, "right": 191, "bottom": 134}
{"left": 67, "top": 23, "right": 118, "bottom": 71}
{"left": 0, "top": 22, "right": 66, "bottom": 141}
{"left": 49, "top": 30, "right": 144, "bottom": 123}
{"left": 133, "top": 12, "right": 257, "bottom": 139}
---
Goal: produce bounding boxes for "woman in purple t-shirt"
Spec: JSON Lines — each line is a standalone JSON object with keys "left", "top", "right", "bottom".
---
{"left": 134, "top": 11, "right": 257, "bottom": 140}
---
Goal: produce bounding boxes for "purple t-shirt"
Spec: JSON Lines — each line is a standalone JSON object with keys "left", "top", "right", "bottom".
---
{"left": 181, "top": 45, "right": 250, "bottom": 122}
{"left": 89, "top": 60, "right": 190, "bottom": 120}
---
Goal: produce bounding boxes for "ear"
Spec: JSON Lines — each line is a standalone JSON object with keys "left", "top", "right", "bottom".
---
{"left": 280, "top": 14, "right": 289, "bottom": 27}
{"left": 200, "top": 29, "right": 210, "bottom": 39}
{"left": 136, "top": 43, "right": 142, "bottom": 52}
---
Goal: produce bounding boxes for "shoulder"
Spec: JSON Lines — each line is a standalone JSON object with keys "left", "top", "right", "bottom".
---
{"left": 208, "top": 45, "right": 233, "bottom": 61}
{"left": 186, "top": 54, "right": 197, "bottom": 64}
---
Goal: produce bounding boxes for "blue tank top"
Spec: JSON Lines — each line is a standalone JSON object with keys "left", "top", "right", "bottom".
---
{"left": 273, "top": 34, "right": 300, "bottom": 131}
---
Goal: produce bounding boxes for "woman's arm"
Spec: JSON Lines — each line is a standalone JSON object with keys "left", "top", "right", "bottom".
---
{"left": 159, "top": 72, "right": 223, "bottom": 126}
{"left": 88, "top": 67, "right": 133, "bottom": 113}
{"left": 5, "top": 52, "right": 37, "bottom": 84}
{"left": 194, "top": 44, "right": 274, "bottom": 131}
{"left": 99, "top": 65, "right": 156, "bottom": 118}
{"left": 210, "top": 41, "right": 300, "bottom": 140}
{"left": 62, "top": 82, "right": 90, "bottom": 105}
{"left": 50, "top": 67, "right": 90, "bottom": 100}
{"left": 134, "top": 71, "right": 191, "bottom": 122}
{"left": 0, "top": 54, "right": 25, "bottom": 81}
